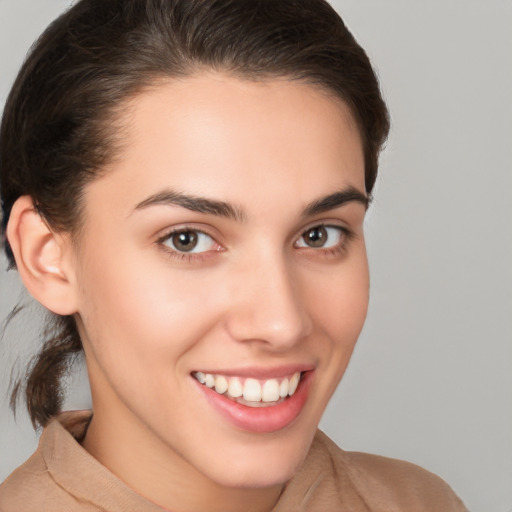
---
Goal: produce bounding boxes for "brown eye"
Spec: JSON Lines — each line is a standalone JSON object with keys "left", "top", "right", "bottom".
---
{"left": 160, "top": 228, "right": 221, "bottom": 258}
{"left": 303, "top": 226, "right": 328, "bottom": 247}
{"left": 171, "top": 231, "right": 198, "bottom": 252}
{"left": 296, "top": 225, "right": 344, "bottom": 249}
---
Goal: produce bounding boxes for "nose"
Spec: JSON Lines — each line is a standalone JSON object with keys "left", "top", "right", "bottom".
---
{"left": 224, "top": 249, "right": 313, "bottom": 351}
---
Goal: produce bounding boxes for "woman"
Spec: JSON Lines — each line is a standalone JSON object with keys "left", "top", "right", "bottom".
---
{"left": 0, "top": 0, "right": 468, "bottom": 510}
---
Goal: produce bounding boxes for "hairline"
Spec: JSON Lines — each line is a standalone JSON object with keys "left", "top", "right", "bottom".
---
{"left": 64, "top": 67, "right": 365, "bottom": 252}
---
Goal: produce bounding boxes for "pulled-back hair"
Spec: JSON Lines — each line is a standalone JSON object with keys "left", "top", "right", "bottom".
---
{"left": 0, "top": 0, "right": 389, "bottom": 428}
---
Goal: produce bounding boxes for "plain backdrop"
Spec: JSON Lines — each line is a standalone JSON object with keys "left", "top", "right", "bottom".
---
{"left": 1, "top": 1, "right": 511, "bottom": 511}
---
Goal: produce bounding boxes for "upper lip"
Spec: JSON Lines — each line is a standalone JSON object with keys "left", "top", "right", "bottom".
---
{"left": 191, "top": 364, "right": 315, "bottom": 380}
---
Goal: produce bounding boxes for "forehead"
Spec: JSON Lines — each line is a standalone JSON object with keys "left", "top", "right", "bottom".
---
{"left": 87, "top": 73, "right": 365, "bottom": 216}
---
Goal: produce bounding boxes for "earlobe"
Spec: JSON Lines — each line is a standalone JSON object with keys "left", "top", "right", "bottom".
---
{"left": 6, "top": 195, "right": 79, "bottom": 315}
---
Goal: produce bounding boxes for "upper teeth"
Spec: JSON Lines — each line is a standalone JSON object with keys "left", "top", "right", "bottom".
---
{"left": 193, "top": 371, "right": 301, "bottom": 403}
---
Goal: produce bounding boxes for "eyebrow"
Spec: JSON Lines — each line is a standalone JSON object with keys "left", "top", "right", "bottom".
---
{"left": 133, "top": 189, "right": 245, "bottom": 221}
{"left": 132, "top": 185, "right": 368, "bottom": 221}
{"left": 302, "top": 186, "right": 369, "bottom": 216}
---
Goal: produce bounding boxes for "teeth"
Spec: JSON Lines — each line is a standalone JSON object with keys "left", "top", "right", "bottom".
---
{"left": 279, "top": 378, "right": 289, "bottom": 398}
{"left": 243, "top": 378, "right": 261, "bottom": 401}
{"left": 204, "top": 373, "right": 215, "bottom": 388}
{"left": 228, "top": 377, "right": 243, "bottom": 398}
{"left": 214, "top": 375, "right": 228, "bottom": 394}
{"left": 262, "top": 379, "right": 280, "bottom": 402}
{"left": 193, "top": 371, "right": 302, "bottom": 403}
{"left": 289, "top": 372, "right": 300, "bottom": 395}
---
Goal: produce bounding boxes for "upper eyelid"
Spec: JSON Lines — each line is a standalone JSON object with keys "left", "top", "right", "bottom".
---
{"left": 156, "top": 224, "right": 220, "bottom": 243}
{"left": 157, "top": 227, "right": 222, "bottom": 257}
{"left": 155, "top": 221, "right": 352, "bottom": 249}
{"left": 292, "top": 224, "right": 350, "bottom": 252}
{"left": 297, "top": 221, "right": 351, "bottom": 238}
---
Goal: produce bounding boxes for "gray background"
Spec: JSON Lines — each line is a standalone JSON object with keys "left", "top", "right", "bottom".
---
{"left": 1, "top": 1, "right": 511, "bottom": 511}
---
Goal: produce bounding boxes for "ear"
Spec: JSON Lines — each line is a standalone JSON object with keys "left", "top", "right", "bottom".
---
{"left": 6, "top": 195, "right": 79, "bottom": 315}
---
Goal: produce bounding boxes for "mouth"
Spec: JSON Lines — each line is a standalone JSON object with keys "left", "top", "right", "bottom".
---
{"left": 191, "top": 369, "right": 313, "bottom": 433}
{"left": 192, "top": 371, "right": 302, "bottom": 408}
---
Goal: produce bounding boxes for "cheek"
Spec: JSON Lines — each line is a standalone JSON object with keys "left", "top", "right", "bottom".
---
{"left": 305, "top": 249, "right": 369, "bottom": 395}
{"left": 311, "top": 253, "right": 369, "bottom": 341}
{"left": 75, "top": 243, "right": 230, "bottom": 373}
{"left": 74, "top": 254, "right": 226, "bottom": 418}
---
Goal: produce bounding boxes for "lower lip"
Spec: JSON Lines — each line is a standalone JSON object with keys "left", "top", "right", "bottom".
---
{"left": 194, "top": 372, "right": 313, "bottom": 433}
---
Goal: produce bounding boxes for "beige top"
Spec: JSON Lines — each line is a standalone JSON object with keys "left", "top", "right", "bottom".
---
{"left": 0, "top": 411, "right": 467, "bottom": 511}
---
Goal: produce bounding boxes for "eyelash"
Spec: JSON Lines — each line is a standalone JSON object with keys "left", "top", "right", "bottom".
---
{"left": 156, "top": 223, "right": 354, "bottom": 263}
{"left": 296, "top": 224, "right": 354, "bottom": 259}
{"left": 156, "top": 226, "right": 222, "bottom": 263}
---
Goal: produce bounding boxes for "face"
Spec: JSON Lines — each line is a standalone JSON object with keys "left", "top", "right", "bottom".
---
{"left": 72, "top": 74, "right": 369, "bottom": 492}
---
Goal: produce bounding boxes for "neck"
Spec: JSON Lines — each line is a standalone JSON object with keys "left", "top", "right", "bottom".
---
{"left": 82, "top": 407, "right": 284, "bottom": 512}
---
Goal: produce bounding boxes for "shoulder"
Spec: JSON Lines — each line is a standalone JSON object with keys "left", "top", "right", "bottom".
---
{"left": 312, "top": 431, "right": 468, "bottom": 511}
{"left": 0, "top": 414, "right": 97, "bottom": 512}
{"left": 0, "top": 449, "right": 88, "bottom": 512}
{"left": 0, "top": 411, "right": 163, "bottom": 512}
{"left": 0, "top": 450, "right": 46, "bottom": 508}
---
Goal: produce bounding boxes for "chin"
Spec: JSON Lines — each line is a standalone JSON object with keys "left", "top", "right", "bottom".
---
{"left": 210, "top": 460, "right": 299, "bottom": 489}
{"left": 202, "top": 430, "right": 314, "bottom": 489}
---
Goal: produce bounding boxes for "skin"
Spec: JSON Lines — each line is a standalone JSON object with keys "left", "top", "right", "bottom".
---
{"left": 22, "top": 74, "right": 370, "bottom": 511}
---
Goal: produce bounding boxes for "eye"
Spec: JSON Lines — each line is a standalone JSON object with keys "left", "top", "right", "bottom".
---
{"left": 295, "top": 225, "right": 344, "bottom": 249}
{"left": 161, "top": 229, "right": 218, "bottom": 254}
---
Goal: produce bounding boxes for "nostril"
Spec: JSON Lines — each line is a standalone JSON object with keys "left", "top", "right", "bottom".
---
{"left": 224, "top": 260, "right": 312, "bottom": 347}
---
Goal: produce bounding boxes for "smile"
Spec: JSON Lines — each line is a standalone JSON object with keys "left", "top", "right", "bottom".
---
{"left": 192, "top": 371, "right": 301, "bottom": 407}
{"left": 192, "top": 369, "right": 313, "bottom": 433}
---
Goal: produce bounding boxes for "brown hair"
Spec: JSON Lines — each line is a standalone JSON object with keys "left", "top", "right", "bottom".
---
{"left": 0, "top": 0, "right": 389, "bottom": 428}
